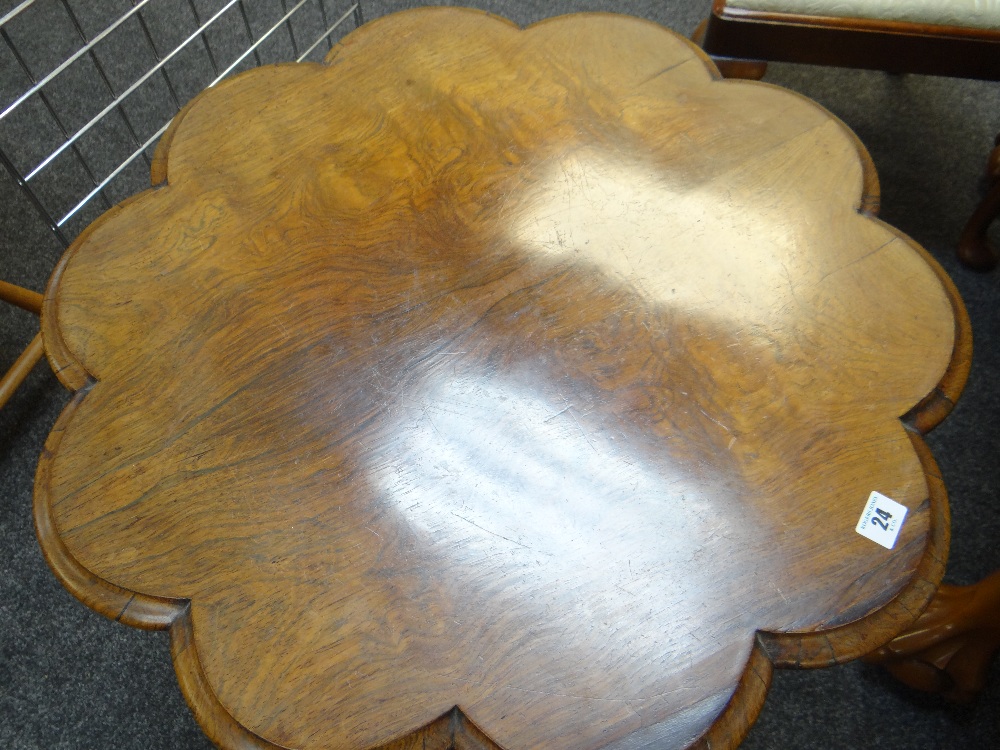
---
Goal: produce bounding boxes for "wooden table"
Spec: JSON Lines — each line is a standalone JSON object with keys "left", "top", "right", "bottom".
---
{"left": 35, "top": 9, "right": 970, "bottom": 750}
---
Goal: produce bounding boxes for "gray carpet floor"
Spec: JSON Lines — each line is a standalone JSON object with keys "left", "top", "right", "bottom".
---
{"left": 1, "top": 1, "right": 998, "bottom": 747}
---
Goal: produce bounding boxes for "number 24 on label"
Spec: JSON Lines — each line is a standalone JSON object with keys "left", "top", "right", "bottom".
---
{"left": 871, "top": 507, "right": 893, "bottom": 531}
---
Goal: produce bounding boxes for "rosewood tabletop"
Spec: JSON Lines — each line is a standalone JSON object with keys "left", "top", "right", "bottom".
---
{"left": 35, "top": 8, "right": 970, "bottom": 750}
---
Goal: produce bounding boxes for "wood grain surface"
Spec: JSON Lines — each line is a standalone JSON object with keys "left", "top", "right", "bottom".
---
{"left": 35, "top": 9, "right": 969, "bottom": 750}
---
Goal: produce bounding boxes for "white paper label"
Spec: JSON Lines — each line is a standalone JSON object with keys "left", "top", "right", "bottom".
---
{"left": 855, "top": 491, "right": 908, "bottom": 549}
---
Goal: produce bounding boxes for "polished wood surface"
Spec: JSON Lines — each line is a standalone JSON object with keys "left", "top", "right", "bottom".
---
{"left": 36, "top": 9, "right": 968, "bottom": 750}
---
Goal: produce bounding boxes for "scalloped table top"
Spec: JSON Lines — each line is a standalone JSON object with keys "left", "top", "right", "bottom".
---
{"left": 36, "top": 9, "right": 970, "bottom": 750}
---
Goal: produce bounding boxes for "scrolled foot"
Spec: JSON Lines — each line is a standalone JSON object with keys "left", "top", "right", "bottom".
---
{"left": 865, "top": 570, "right": 1000, "bottom": 702}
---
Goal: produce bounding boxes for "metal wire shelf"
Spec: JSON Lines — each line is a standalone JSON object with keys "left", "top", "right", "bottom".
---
{"left": 0, "top": 0, "right": 364, "bottom": 250}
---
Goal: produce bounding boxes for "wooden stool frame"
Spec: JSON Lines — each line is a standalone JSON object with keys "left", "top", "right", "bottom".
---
{"left": 700, "top": 0, "right": 1000, "bottom": 81}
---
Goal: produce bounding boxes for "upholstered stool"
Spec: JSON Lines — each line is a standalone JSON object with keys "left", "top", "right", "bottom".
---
{"left": 699, "top": 0, "right": 1000, "bottom": 79}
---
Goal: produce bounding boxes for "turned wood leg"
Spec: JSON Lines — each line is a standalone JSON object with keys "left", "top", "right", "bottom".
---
{"left": 0, "top": 279, "right": 43, "bottom": 314}
{"left": 0, "top": 280, "right": 45, "bottom": 410}
{"left": 865, "top": 569, "right": 1000, "bottom": 702}
{"left": 0, "top": 333, "right": 44, "bottom": 410}
{"left": 957, "top": 136, "right": 1000, "bottom": 271}
{"left": 691, "top": 20, "right": 768, "bottom": 80}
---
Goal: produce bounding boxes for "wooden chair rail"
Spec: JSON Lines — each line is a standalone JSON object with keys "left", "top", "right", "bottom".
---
{"left": 1, "top": 279, "right": 43, "bottom": 315}
{"left": 0, "top": 280, "right": 45, "bottom": 410}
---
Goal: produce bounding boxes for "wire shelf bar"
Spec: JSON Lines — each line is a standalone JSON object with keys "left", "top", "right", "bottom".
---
{"left": 0, "top": 0, "right": 155, "bottom": 123}
{"left": 131, "top": 4, "right": 185, "bottom": 112}
{"left": 0, "top": 145, "right": 68, "bottom": 246}
{"left": 298, "top": 4, "right": 356, "bottom": 62}
{"left": 22, "top": 0, "right": 243, "bottom": 182}
{"left": 236, "top": 1, "right": 265, "bottom": 68}
{"left": 186, "top": 0, "right": 221, "bottom": 78}
{"left": 0, "top": 0, "right": 364, "bottom": 249}
{"left": 57, "top": 120, "right": 170, "bottom": 228}
{"left": 62, "top": 0, "right": 362, "bottom": 229}
{"left": 58, "top": 0, "right": 155, "bottom": 181}
{"left": 214, "top": 0, "right": 314, "bottom": 82}
{"left": 281, "top": 0, "right": 301, "bottom": 59}
{"left": 0, "top": 0, "right": 36, "bottom": 30}
{"left": 1, "top": 25, "right": 113, "bottom": 210}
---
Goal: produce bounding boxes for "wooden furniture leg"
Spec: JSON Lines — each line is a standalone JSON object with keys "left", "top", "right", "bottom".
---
{"left": 866, "top": 569, "right": 1000, "bottom": 702}
{"left": 692, "top": 20, "right": 768, "bottom": 80}
{"left": 957, "top": 136, "right": 1000, "bottom": 271}
{"left": 0, "top": 280, "right": 45, "bottom": 410}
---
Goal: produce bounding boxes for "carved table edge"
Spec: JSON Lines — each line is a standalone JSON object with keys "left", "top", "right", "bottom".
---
{"left": 894, "top": 228, "right": 973, "bottom": 434}
{"left": 757, "top": 430, "right": 949, "bottom": 668}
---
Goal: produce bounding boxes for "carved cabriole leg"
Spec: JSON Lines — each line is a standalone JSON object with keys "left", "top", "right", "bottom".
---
{"left": 865, "top": 570, "right": 1000, "bottom": 702}
{"left": 691, "top": 20, "right": 768, "bottom": 80}
{"left": 957, "top": 135, "right": 1000, "bottom": 271}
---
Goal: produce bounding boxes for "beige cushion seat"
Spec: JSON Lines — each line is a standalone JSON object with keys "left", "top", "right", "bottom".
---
{"left": 728, "top": 0, "right": 1000, "bottom": 31}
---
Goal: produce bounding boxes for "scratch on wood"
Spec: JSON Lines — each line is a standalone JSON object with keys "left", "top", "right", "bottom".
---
{"left": 451, "top": 512, "right": 530, "bottom": 549}
{"left": 544, "top": 404, "right": 573, "bottom": 423}
{"left": 696, "top": 405, "right": 732, "bottom": 435}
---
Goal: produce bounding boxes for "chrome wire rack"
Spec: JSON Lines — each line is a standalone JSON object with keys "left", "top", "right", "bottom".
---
{"left": 0, "top": 0, "right": 364, "bottom": 249}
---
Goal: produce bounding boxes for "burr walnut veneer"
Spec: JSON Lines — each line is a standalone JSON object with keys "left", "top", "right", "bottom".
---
{"left": 35, "top": 9, "right": 971, "bottom": 750}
